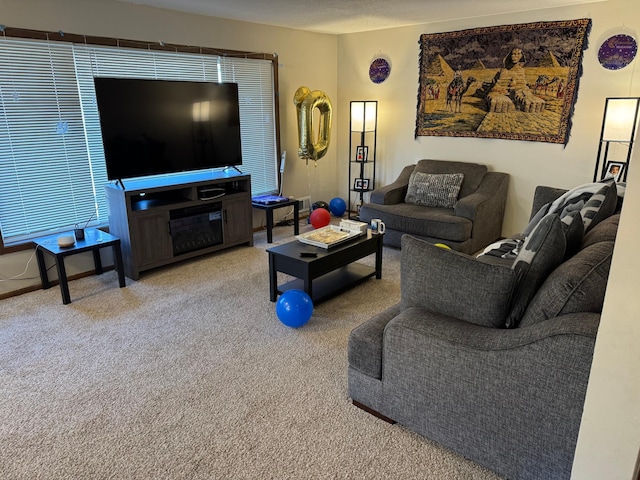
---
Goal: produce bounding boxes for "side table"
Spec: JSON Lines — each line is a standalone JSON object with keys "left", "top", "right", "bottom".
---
{"left": 251, "top": 198, "right": 300, "bottom": 243}
{"left": 32, "top": 228, "right": 126, "bottom": 304}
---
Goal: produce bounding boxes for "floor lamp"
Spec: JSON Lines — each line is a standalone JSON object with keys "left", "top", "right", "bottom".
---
{"left": 348, "top": 101, "right": 377, "bottom": 219}
{"left": 593, "top": 97, "right": 640, "bottom": 183}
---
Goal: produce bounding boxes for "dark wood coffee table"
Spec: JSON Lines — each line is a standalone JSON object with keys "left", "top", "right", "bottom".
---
{"left": 267, "top": 231, "right": 383, "bottom": 304}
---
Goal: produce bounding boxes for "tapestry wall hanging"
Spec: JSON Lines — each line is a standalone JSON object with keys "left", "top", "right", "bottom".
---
{"left": 415, "top": 19, "right": 591, "bottom": 145}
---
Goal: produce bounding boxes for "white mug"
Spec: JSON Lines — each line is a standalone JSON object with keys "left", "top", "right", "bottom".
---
{"left": 370, "top": 218, "right": 386, "bottom": 234}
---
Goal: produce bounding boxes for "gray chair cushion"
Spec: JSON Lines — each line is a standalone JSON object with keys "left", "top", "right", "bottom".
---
{"left": 359, "top": 202, "right": 472, "bottom": 242}
{"left": 506, "top": 214, "right": 566, "bottom": 328}
{"left": 413, "top": 159, "right": 487, "bottom": 198}
{"left": 519, "top": 241, "right": 614, "bottom": 327}
{"left": 405, "top": 172, "right": 464, "bottom": 208}
{"left": 401, "top": 235, "right": 516, "bottom": 328}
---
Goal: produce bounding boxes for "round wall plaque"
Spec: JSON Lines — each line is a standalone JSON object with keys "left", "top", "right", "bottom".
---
{"left": 369, "top": 57, "right": 391, "bottom": 84}
{"left": 598, "top": 34, "right": 638, "bottom": 70}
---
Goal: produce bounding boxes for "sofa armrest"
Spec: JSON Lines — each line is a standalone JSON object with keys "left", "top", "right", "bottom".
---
{"left": 382, "top": 308, "right": 598, "bottom": 479}
{"left": 369, "top": 164, "right": 415, "bottom": 205}
{"left": 454, "top": 172, "right": 508, "bottom": 221}
{"left": 454, "top": 172, "right": 509, "bottom": 253}
{"left": 530, "top": 185, "right": 568, "bottom": 219}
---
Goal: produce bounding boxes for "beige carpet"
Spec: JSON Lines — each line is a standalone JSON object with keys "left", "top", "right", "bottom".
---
{"left": 0, "top": 221, "right": 502, "bottom": 479}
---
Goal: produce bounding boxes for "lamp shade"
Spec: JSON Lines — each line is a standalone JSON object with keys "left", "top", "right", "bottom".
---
{"left": 602, "top": 97, "right": 640, "bottom": 141}
{"left": 351, "top": 101, "right": 377, "bottom": 132}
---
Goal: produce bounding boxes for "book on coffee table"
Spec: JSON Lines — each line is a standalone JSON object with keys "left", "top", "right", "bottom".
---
{"left": 296, "top": 225, "right": 363, "bottom": 248}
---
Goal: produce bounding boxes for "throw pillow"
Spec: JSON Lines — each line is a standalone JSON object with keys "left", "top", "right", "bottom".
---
{"left": 401, "top": 235, "right": 516, "bottom": 328}
{"left": 522, "top": 203, "right": 551, "bottom": 237}
{"left": 519, "top": 241, "right": 614, "bottom": 327}
{"left": 505, "top": 213, "right": 566, "bottom": 328}
{"left": 580, "top": 181, "right": 617, "bottom": 233}
{"left": 405, "top": 172, "right": 464, "bottom": 208}
{"left": 560, "top": 210, "right": 584, "bottom": 260}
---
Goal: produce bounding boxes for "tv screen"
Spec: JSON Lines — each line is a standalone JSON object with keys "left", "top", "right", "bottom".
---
{"left": 94, "top": 77, "right": 242, "bottom": 181}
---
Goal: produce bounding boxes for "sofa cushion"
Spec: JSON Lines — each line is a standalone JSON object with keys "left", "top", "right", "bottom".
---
{"left": 401, "top": 235, "right": 516, "bottom": 328}
{"left": 581, "top": 213, "right": 620, "bottom": 249}
{"left": 413, "top": 159, "right": 487, "bottom": 198}
{"left": 506, "top": 213, "right": 566, "bottom": 328}
{"left": 580, "top": 181, "right": 617, "bottom": 233}
{"left": 405, "top": 172, "right": 464, "bottom": 208}
{"left": 519, "top": 241, "right": 614, "bottom": 327}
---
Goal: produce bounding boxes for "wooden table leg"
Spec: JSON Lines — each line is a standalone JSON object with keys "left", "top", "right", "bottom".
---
{"left": 266, "top": 209, "right": 274, "bottom": 243}
{"left": 35, "top": 247, "right": 50, "bottom": 289}
{"left": 55, "top": 255, "right": 71, "bottom": 305}
{"left": 112, "top": 242, "right": 126, "bottom": 288}
{"left": 293, "top": 202, "right": 300, "bottom": 236}
{"left": 268, "top": 252, "right": 277, "bottom": 301}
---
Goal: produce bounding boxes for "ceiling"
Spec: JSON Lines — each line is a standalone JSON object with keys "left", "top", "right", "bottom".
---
{"left": 116, "top": 0, "right": 604, "bottom": 35}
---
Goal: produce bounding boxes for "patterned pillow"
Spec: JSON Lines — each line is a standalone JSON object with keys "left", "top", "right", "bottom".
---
{"left": 405, "top": 172, "right": 464, "bottom": 208}
{"left": 580, "top": 182, "right": 617, "bottom": 232}
{"left": 505, "top": 213, "right": 566, "bottom": 328}
{"left": 522, "top": 202, "right": 551, "bottom": 237}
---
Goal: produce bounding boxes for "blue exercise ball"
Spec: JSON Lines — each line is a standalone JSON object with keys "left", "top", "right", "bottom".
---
{"left": 329, "top": 197, "right": 346, "bottom": 217}
{"left": 276, "top": 289, "right": 313, "bottom": 328}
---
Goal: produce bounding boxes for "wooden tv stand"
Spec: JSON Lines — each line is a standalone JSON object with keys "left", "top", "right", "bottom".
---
{"left": 105, "top": 171, "right": 253, "bottom": 280}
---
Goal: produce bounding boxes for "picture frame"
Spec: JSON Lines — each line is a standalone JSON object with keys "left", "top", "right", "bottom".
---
{"left": 354, "top": 178, "right": 370, "bottom": 191}
{"left": 602, "top": 161, "right": 625, "bottom": 182}
{"left": 355, "top": 145, "right": 369, "bottom": 162}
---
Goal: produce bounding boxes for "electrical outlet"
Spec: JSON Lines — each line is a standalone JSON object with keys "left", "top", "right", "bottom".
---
{"left": 297, "top": 196, "right": 312, "bottom": 214}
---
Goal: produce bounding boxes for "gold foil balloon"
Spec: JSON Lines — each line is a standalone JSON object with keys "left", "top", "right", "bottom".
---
{"left": 293, "top": 86, "right": 332, "bottom": 162}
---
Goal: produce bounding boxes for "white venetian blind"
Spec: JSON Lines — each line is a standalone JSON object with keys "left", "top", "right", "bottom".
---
{"left": 0, "top": 38, "right": 98, "bottom": 243}
{"left": 0, "top": 37, "right": 278, "bottom": 245}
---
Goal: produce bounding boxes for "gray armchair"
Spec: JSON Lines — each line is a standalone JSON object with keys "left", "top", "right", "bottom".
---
{"left": 359, "top": 159, "right": 509, "bottom": 254}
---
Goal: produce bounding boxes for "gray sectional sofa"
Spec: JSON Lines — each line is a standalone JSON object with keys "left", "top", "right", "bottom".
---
{"left": 358, "top": 159, "right": 509, "bottom": 254}
{"left": 348, "top": 182, "right": 621, "bottom": 480}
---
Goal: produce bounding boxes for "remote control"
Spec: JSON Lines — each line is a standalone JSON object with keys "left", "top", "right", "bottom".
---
{"left": 300, "top": 252, "right": 317, "bottom": 258}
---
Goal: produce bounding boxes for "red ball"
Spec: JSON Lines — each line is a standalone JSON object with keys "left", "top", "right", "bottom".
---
{"left": 309, "top": 208, "right": 331, "bottom": 229}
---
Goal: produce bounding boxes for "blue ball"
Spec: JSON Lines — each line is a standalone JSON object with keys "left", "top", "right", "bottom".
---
{"left": 329, "top": 197, "right": 346, "bottom": 217}
{"left": 276, "top": 289, "right": 313, "bottom": 328}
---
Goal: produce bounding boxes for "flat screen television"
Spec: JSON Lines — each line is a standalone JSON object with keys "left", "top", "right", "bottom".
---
{"left": 94, "top": 77, "right": 242, "bottom": 181}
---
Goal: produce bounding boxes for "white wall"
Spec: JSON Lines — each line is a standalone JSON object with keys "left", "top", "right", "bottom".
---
{"left": 0, "top": 0, "right": 338, "bottom": 296}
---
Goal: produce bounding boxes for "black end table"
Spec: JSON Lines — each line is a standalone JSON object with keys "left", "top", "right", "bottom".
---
{"left": 33, "top": 228, "right": 126, "bottom": 304}
{"left": 267, "top": 231, "right": 383, "bottom": 304}
{"left": 252, "top": 198, "right": 300, "bottom": 243}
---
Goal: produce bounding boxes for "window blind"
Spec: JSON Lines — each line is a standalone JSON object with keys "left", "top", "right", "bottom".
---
{"left": 0, "top": 37, "right": 278, "bottom": 246}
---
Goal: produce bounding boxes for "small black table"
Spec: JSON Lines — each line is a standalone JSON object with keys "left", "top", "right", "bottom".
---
{"left": 33, "top": 228, "right": 126, "bottom": 304}
{"left": 267, "top": 231, "right": 383, "bottom": 304}
{"left": 252, "top": 198, "right": 300, "bottom": 243}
